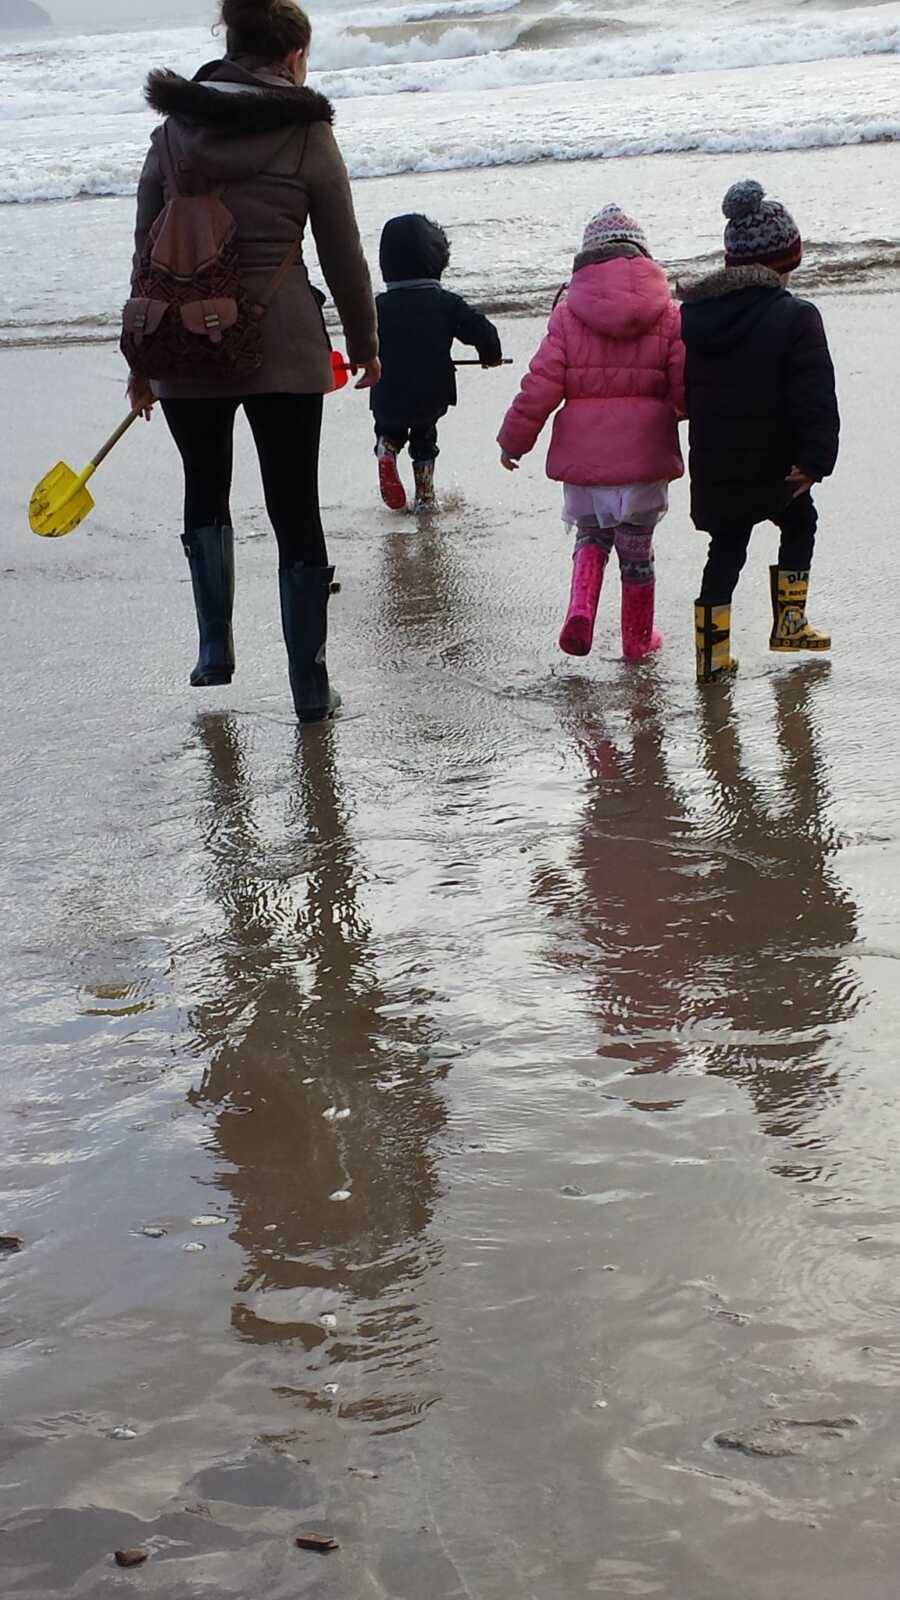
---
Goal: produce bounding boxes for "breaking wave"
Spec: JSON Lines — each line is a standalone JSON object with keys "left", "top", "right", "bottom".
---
{"left": 1, "top": 0, "right": 900, "bottom": 200}
{"left": 2, "top": 107, "right": 899, "bottom": 204}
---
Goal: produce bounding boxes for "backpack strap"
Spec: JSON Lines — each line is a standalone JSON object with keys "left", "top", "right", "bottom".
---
{"left": 251, "top": 127, "right": 313, "bottom": 318}
{"left": 157, "top": 123, "right": 181, "bottom": 197}
{"left": 252, "top": 238, "right": 301, "bottom": 317}
{"left": 159, "top": 119, "right": 304, "bottom": 318}
{"left": 159, "top": 122, "right": 225, "bottom": 200}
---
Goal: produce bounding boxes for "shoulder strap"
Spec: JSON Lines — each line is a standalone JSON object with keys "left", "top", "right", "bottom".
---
{"left": 157, "top": 123, "right": 181, "bottom": 197}
{"left": 159, "top": 121, "right": 225, "bottom": 200}
{"left": 251, "top": 126, "right": 313, "bottom": 317}
{"left": 158, "top": 117, "right": 308, "bottom": 315}
{"left": 253, "top": 239, "right": 300, "bottom": 315}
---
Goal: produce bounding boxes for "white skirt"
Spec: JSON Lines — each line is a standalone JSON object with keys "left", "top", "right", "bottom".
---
{"left": 562, "top": 481, "right": 669, "bottom": 530}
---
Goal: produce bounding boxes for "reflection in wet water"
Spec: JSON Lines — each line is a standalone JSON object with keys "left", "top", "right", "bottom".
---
{"left": 8, "top": 322, "right": 900, "bottom": 1598}
{"left": 188, "top": 716, "right": 446, "bottom": 1430}
{"left": 560, "top": 664, "right": 859, "bottom": 1147}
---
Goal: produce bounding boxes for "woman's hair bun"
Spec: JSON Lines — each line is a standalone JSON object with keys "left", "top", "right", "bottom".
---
{"left": 221, "top": 0, "right": 273, "bottom": 28}
{"left": 722, "top": 179, "right": 765, "bottom": 222}
{"left": 221, "top": 0, "right": 311, "bottom": 56}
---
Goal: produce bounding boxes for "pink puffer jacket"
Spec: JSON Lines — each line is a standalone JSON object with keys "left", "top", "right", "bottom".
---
{"left": 498, "top": 255, "right": 685, "bottom": 485}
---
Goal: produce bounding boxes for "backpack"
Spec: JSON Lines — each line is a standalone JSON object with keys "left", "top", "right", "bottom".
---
{"left": 121, "top": 124, "right": 300, "bottom": 384}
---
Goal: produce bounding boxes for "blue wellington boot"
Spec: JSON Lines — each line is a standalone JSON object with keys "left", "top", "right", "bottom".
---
{"left": 278, "top": 562, "right": 342, "bottom": 723}
{"left": 182, "top": 524, "right": 235, "bottom": 687}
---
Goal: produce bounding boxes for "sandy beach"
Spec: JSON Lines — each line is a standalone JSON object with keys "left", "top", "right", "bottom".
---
{"left": 3, "top": 289, "right": 900, "bottom": 1596}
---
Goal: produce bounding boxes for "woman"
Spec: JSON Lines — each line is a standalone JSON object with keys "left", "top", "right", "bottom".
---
{"left": 127, "top": 0, "right": 380, "bottom": 722}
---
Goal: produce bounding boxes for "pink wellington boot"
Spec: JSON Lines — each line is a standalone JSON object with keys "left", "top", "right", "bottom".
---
{"left": 621, "top": 580, "right": 662, "bottom": 661}
{"left": 559, "top": 545, "right": 608, "bottom": 656}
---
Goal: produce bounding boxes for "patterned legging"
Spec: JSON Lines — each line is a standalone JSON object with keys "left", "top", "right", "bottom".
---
{"left": 574, "top": 519, "right": 655, "bottom": 584}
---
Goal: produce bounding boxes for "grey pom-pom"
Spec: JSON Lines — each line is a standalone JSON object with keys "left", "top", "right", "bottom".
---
{"left": 722, "top": 179, "right": 765, "bottom": 222}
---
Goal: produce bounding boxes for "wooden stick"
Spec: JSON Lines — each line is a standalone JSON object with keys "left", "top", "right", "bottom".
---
{"left": 90, "top": 405, "right": 143, "bottom": 471}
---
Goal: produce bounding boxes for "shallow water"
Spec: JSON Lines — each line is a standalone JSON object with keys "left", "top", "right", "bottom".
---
{"left": 3, "top": 305, "right": 900, "bottom": 1595}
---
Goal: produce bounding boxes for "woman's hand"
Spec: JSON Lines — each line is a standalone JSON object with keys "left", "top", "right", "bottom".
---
{"left": 127, "top": 374, "right": 156, "bottom": 421}
{"left": 785, "top": 464, "right": 814, "bottom": 499}
{"left": 500, "top": 450, "right": 519, "bottom": 472}
{"left": 352, "top": 357, "right": 382, "bottom": 390}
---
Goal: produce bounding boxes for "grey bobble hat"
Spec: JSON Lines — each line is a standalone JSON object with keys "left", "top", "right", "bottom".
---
{"left": 582, "top": 204, "right": 650, "bottom": 257}
{"left": 722, "top": 179, "right": 802, "bottom": 273}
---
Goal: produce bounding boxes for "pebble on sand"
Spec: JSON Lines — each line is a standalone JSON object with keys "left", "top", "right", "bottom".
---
{"left": 296, "top": 1533, "right": 339, "bottom": 1553}
{"left": 329, "top": 1189, "right": 352, "bottom": 1202}
{"left": 109, "top": 1426, "right": 138, "bottom": 1440}
{"left": 190, "top": 1215, "right": 227, "bottom": 1227}
{"left": 114, "top": 1549, "right": 149, "bottom": 1568}
{"left": 140, "top": 1226, "right": 166, "bottom": 1239}
{"left": 0, "top": 1235, "right": 23, "bottom": 1252}
{"left": 182, "top": 1241, "right": 206, "bottom": 1253}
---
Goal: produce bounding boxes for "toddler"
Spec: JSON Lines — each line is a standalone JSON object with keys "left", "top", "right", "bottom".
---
{"left": 498, "top": 205, "right": 684, "bottom": 660}
{"left": 371, "top": 213, "right": 502, "bottom": 512}
{"left": 681, "top": 180, "right": 839, "bottom": 682}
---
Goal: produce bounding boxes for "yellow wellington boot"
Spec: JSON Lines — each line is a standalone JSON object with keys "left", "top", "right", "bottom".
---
{"left": 695, "top": 601, "right": 739, "bottom": 683}
{"left": 769, "top": 567, "right": 831, "bottom": 652}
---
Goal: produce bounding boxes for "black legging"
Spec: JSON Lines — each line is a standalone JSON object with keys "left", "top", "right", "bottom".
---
{"left": 161, "top": 393, "right": 327, "bottom": 567}
{"left": 699, "top": 492, "right": 817, "bottom": 604}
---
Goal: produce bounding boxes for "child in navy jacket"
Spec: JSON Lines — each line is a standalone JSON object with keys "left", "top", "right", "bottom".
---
{"left": 371, "top": 213, "right": 502, "bottom": 511}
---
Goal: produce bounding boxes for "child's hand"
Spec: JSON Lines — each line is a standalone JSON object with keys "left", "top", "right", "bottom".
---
{"left": 500, "top": 450, "right": 519, "bottom": 472}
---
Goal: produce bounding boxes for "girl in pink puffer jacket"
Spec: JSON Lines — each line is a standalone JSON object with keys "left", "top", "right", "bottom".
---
{"left": 498, "top": 205, "right": 685, "bottom": 660}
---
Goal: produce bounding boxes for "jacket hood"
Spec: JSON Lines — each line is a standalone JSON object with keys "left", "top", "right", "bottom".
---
{"left": 145, "top": 60, "right": 333, "bottom": 185}
{"left": 680, "top": 264, "right": 787, "bottom": 355}
{"left": 379, "top": 214, "right": 450, "bottom": 284}
{"left": 565, "top": 255, "right": 673, "bottom": 339}
{"left": 146, "top": 60, "right": 333, "bottom": 132}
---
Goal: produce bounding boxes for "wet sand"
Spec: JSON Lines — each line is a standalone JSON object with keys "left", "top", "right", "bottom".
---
{"left": 2, "top": 295, "right": 900, "bottom": 1597}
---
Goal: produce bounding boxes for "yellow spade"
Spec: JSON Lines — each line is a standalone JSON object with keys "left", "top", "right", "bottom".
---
{"left": 29, "top": 404, "right": 144, "bottom": 538}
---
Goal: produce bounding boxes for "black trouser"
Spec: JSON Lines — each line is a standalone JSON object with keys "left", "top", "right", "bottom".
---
{"left": 161, "top": 393, "right": 327, "bottom": 567}
{"left": 373, "top": 417, "right": 440, "bottom": 463}
{"left": 698, "top": 493, "right": 817, "bottom": 604}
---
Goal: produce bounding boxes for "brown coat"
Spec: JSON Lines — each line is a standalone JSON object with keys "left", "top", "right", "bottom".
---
{"left": 134, "top": 58, "right": 378, "bottom": 398}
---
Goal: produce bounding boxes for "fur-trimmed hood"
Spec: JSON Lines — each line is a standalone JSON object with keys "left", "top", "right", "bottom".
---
{"left": 679, "top": 264, "right": 789, "bottom": 357}
{"left": 145, "top": 59, "right": 333, "bottom": 134}
{"left": 679, "top": 264, "right": 782, "bottom": 304}
{"left": 144, "top": 58, "right": 334, "bottom": 187}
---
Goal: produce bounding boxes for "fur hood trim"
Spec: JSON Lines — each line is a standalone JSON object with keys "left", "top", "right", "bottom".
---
{"left": 145, "top": 66, "right": 334, "bottom": 133}
{"left": 678, "top": 264, "right": 782, "bottom": 304}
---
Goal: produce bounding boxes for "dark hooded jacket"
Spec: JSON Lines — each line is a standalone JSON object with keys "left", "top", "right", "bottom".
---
{"left": 680, "top": 265, "right": 839, "bottom": 530}
{"left": 370, "top": 213, "right": 502, "bottom": 425}
{"left": 133, "top": 58, "right": 377, "bottom": 398}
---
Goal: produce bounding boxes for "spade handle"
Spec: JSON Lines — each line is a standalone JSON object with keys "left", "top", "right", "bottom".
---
{"left": 88, "top": 404, "right": 144, "bottom": 475}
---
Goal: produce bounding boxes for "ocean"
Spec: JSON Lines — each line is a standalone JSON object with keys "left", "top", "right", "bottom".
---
{"left": 2, "top": 0, "right": 900, "bottom": 343}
